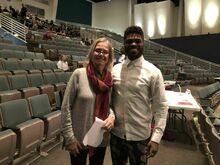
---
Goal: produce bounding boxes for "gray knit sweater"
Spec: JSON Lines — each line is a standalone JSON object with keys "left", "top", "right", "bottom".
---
{"left": 61, "top": 68, "right": 114, "bottom": 147}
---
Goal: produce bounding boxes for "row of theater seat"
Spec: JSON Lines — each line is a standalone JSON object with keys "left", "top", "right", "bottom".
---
{"left": 0, "top": 94, "right": 62, "bottom": 165}
{"left": 198, "top": 107, "right": 220, "bottom": 165}
{"left": 0, "top": 43, "right": 27, "bottom": 51}
{"left": 0, "top": 49, "right": 45, "bottom": 60}
{"left": 198, "top": 82, "right": 220, "bottom": 108}
{"left": 0, "top": 58, "right": 62, "bottom": 76}
{"left": 0, "top": 72, "right": 72, "bottom": 104}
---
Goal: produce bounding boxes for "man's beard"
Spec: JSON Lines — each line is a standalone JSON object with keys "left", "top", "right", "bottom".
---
{"left": 125, "top": 47, "right": 143, "bottom": 60}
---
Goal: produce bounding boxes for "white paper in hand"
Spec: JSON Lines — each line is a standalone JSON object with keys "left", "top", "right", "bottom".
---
{"left": 83, "top": 117, "right": 106, "bottom": 147}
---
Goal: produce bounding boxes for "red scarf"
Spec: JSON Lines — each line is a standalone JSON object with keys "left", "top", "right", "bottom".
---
{"left": 86, "top": 62, "right": 113, "bottom": 120}
{"left": 86, "top": 62, "right": 113, "bottom": 157}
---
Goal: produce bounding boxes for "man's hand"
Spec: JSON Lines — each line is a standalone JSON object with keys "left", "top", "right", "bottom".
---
{"left": 66, "top": 140, "right": 82, "bottom": 156}
{"left": 146, "top": 141, "right": 159, "bottom": 158}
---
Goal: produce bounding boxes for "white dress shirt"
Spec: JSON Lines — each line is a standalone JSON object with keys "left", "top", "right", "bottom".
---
{"left": 111, "top": 56, "right": 168, "bottom": 143}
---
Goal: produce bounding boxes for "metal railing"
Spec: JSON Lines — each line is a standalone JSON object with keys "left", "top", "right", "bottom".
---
{"left": 0, "top": 13, "right": 28, "bottom": 42}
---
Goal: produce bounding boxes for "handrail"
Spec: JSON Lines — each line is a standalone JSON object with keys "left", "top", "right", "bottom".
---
{"left": 0, "top": 13, "right": 28, "bottom": 42}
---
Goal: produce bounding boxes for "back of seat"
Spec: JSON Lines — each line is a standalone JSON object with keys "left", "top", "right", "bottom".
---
{"left": 0, "top": 99, "right": 44, "bottom": 156}
{"left": 0, "top": 75, "right": 21, "bottom": 103}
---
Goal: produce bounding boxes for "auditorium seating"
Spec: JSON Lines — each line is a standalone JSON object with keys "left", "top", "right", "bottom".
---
{"left": 204, "top": 107, "right": 220, "bottom": 133}
{"left": 0, "top": 99, "right": 44, "bottom": 157}
{"left": 209, "top": 128, "right": 220, "bottom": 165}
{"left": 142, "top": 47, "right": 219, "bottom": 84}
{"left": 8, "top": 74, "right": 40, "bottom": 99}
{"left": 28, "top": 94, "right": 61, "bottom": 141}
{"left": 197, "top": 108, "right": 207, "bottom": 142}
{"left": 198, "top": 82, "right": 220, "bottom": 108}
{"left": 32, "top": 59, "right": 52, "bottom": 73}
{"left": 0, "top": 124, "right": 17, "bottom": 165}
{"left": 197, "top": 106, "right": 220, "bottom": 165}
{"left": 34, "top": 36, "right": 88, "bottom": 67}
{"left": 42, "top": 72, "right": 66, "bottom": 91}
{"left": 25, "top": 51, "right": 37, "bottom": 59}
{"left": 203, "top": 118, "right": 220, "bottom": 165}
{"left": 55, "top": 72, "right": 68, "bottom": 83}
{"left": 0, "top": 57, "right": 65, "bottom": 75}
{"left": 0, "top": 49, "right": 25, "bottom": 59}
{"left": 1, "top": 58, "right": 20, "bottom": 71}
{"left": 44, "top": 60, "right": 62, "bottom": 72}
{"left": 0, "top": 60, "right": 3, "bottom": 70}
{"left": 65, "top": 71, "right": 73, "bottom": 81}
{"left": 35, "top": 53, "right": 45, "bottom": 60}
{"left": 27, "top": 73, "right": 55, "bottom": 104}
{"left": 0, "top": 43, "right": 27, "bottom": 51}
{"left": 19, "top": 59, "right": 42, "bottom": 74}
{"left": 0, "top": 75, "right": 21, "bottom": 103}
{"left": 0, "top": 38, "right": 12, "bottom": 44}
{"left": 1, "top": 58, "right": 28, "bottom": 75}
{"left": 54, "top": 91, "right": 63, "bottom": 110}
{"left": 0, "top": 49, "right": 45, "bottom": 60}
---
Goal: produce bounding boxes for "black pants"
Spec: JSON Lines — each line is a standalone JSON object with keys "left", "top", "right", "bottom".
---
{"left": 70, "top": 147, "right": 106, "bottom": 165}
{"left": 110, "top": 133, "right": 149, "bottom": 165}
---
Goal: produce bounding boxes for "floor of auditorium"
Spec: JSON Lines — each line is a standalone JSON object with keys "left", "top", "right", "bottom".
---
{"left": 19, "top": 85, "right": 220, "bottom": 165}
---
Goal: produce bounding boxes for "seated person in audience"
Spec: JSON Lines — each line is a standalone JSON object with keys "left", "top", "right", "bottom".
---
{"left": 0, "top": 6, "right": 2, "bottom": 13}
{"left": 19, "top": 4, "right": 27, "bottom": 24}
{"left": 49, "top": 20, "right": 54, "bottom": 26}
{"left": 155, "top": 48, "right": 163, "bottom": 54}
{"left": 85, "top": 38, "right": 91, "bottom": 46}
{"left": 177, "top": 64, "right": 187, "bottom": 80}
{"left": 3, "top": 6, "right": 9, "bottom": 13}
{"left": 43, "top": 28, "right": 54, "bottom": 40}
{"left": 25, "top": 13, "right": 34, "bottom": 28}
{"left": 118, "top": 46, "right": 126, "bottom": 63}
{"left": 90, "top": 39, "right": 94, "bottom": 45}
{"left": 114, "top": 46, "right": 126, "bottom": 65}
{"left": 31, "top": 23, "right": 38, "bottom": 31}
{"left": 57, "top": 55, "right": 69, "bottom": 71}
{"left": 26, "top": 30, "right": 35, "bottom": 41}
{"left": 80, "top": 38, "right": 85, "bottom": 46}
{"left": 9, "top": 6, "right": 18, "bottom": 18}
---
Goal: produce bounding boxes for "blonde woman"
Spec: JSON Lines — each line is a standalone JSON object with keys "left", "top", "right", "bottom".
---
{"left": 62, "top": 37, "right": 115, "bottom": 165}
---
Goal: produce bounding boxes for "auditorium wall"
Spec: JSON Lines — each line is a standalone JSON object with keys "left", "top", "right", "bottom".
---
{"left": 56, "top": 0, "right": 92, "bottom": 25}
{"left": 92, "top": 0, "right": 133, "bottom": 35}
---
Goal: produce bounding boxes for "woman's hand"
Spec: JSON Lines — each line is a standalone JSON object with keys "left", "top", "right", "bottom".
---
{"left": 103, "top": 115, "right": 115, "bottom": 131}
{"left": 66, "top": 140, "right": 82, "bottom": 156}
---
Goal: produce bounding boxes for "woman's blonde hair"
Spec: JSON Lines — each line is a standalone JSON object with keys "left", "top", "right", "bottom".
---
{"left": 87, "top": 37, "right": 114, "bottom": 71}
